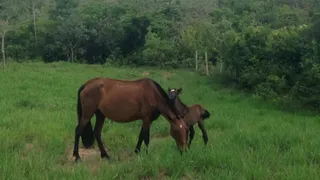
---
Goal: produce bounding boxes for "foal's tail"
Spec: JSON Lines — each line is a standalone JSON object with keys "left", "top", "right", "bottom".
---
{"left": 77, "top": 84, "right": 95, "bottom": 149}
{"left": 200, "top": 107, "right": 211, "bottom": 120}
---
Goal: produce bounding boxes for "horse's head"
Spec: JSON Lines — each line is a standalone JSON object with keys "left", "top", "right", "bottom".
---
{"left": 167, "top": 87, "right": 182, "bottom": 100}
{"left": 167, "top": 87, "right": 188, "bottom": 152}
{"left": 169, "top": 117, "right": 188, "bottom": 153}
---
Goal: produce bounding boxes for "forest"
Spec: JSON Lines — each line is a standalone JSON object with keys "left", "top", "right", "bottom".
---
{"left": 1, "top": 0, "right": 320, "bottom": 111}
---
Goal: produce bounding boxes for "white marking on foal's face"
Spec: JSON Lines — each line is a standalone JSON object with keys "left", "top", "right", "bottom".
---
{"left": 179, "top": 124, "right": 182, "bottom": 128}
{"left": 170, "top": 89, "right": 176, "bottom": 92}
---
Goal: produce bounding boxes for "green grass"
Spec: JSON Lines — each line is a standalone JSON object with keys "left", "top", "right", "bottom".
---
{"left": 0, "top": 61, "right": 319, "bottom": 180}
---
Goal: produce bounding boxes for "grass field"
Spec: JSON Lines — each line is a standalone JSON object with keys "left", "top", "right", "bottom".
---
{"left": 0, "top": 61, "right": 319, "bottom": 180}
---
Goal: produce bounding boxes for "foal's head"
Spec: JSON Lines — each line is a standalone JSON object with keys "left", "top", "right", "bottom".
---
{"left": 167, "top": 87, "right": 188, "bottom": 116}
{"left": 167, "top": 87, "right": 182, "bottom": 100}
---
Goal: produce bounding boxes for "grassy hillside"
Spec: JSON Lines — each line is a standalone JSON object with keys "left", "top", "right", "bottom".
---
{"left": 0, "top": 62, "right": 319, "bottom": 179}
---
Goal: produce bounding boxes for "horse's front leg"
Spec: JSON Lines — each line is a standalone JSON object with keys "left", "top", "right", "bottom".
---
{"left": 142, "top": 121, "right": 151, "bottom": 154}
{"left": 134, "top": 126, "right": 144, "bottom": 153}
{"left": 134, "top": 121, "right": 150, "bottom": 154}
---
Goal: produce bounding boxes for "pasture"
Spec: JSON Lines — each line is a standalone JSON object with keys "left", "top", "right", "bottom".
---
{"left": 0, "top": 62, "right": 319, "bottom": 179}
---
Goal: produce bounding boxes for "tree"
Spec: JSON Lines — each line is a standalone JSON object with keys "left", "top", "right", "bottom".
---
{"left": 21, "top": 0, "right": 44, "bottom": 45}
{"left": 0, "top": 0, "right": 24, "bottom": 70}
{"left": 55, "top": 14, "right": 87, "bottom": 62}
{"left": 0, "top": 19, "right": 9, "bottom": 70}
{"left": 50, "top": 0, "right": 78, "bottom": 20}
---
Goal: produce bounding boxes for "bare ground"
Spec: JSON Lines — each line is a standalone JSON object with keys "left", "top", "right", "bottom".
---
{"left": 161, "top": 72, "right": 173, "bottom": 79}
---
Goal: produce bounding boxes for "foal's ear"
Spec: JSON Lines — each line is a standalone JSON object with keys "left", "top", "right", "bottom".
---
{"left": 177, "top": 88, "right": 182, "bottom": 93}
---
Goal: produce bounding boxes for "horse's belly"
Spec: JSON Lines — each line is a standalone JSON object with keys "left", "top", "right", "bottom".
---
{"left": 185, "top": 114, "right": 197, "bottom": 126}
{"left": 103, "top": 109, "right": 141, "bottom": 123}
{"left": 99, "top": 97, "right": 142, "bottom": 123}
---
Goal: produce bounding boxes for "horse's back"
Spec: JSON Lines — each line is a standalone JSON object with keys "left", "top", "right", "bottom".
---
{"left": 190, "top": 104, "right": 210, "bottom": 120}
{"left": 184, "top": 104, "right": 207, "bottom": 125}
{"left": 80, "top": 77, "right": 159, "bottom": 122}
{"left": 81, "top": 77, "right": 153, "bottom": 93}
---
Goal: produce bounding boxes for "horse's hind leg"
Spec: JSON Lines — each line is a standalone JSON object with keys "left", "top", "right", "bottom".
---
{"left": 188, "top": 125, "right": 195, "bottom": 148}
{"left": 198, "top": 120, "right": 208, "bottom": 145}
{"left": 94, "top": 110, "right": 110, "bottom": 160}
{"left": 73, "top": 116, "right": 93, "bottom": 163}
{"left": 73, "top": 125, "right": 82, "bottom": 162}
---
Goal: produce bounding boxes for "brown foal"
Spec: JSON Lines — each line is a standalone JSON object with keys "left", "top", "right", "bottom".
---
{"left": 167, "top": 88, "right": 211, "bottom": 148}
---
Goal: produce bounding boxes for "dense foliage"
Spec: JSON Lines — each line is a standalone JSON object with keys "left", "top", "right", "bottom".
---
{"left": 1, "top": 0, "right": 320, "bottom": 110}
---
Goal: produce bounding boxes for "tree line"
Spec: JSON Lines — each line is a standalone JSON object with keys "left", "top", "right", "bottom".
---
{"left": 1, "top": 0, "right": 320, "bottom": 111}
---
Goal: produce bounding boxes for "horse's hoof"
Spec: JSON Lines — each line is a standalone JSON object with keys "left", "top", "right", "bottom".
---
{"left": 75, "top": 158, "right": 82, "bottom": 163}
{"left": 101, "top": 153, "right": 111, "bottom": 160}
{"left": 102, "top": 156, "right": 111, "bottom": 160}
{"left": 134, "top": 149, "right": 140, "bottom": 154}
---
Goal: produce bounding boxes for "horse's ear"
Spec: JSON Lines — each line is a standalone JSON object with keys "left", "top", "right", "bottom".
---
{"left": 177, "top": 88, "right": 182, "bottom": 93}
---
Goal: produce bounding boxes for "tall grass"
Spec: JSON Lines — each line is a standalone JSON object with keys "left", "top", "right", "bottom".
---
{"left": 0, "top": 61, "right": 319, "bottom": 179}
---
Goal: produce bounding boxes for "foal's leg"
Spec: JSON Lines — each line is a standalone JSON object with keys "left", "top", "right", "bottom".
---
{"left": 94, "top": 110, "right": 110, "bottom": 160}
{"left": 198, "top": 120, "right": 208, "bottom": 145}
{"left": 188, "top": 126, "right": 195, "bottom": 148}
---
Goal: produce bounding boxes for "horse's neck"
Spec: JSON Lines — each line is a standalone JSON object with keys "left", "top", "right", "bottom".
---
{"left": 155, "top": 96, "right": 177, "bottom": 121}
{"left": 174, "top": 97, "right": 188, "bottom": 116}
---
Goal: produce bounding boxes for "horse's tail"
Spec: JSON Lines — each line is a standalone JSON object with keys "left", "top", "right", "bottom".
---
{"left": 200, "top": 107, "right": 211, "bottom": 120}
{"left": 77, "top": 84, "right": 95, "bottom": 149}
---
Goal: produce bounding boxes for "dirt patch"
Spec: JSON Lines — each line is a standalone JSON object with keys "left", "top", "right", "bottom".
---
{"left": 157, "top": 171, "right": 171, "bottom": 179}
{"left": 58, "top": 146, "right": 103, "bottom": 175}
{"left": 66, "top": 147, "right": 101, "bottom": 162}
{"left": 151, "top": 134, "right": 169, "bottom": 139}
{"left": 140, "top": 170, "right": 171, "bottom": 180}
{"left": 63, "top": 146, "right": 134, "bottom": 163}
{"left": 157, "top": 170, "right": 195, "bottom": 180}
{"left": 180, "top": 174, "right": 194, "bottom": 180}
{"left": 162, "top": 72, "right": 173, "bottom": 79}
{"left": 59, "top": 146, "right": 134, "bottom": 175}
{"left": 142, "top": 71, "right": 150, "bottom": 76}
{"left": 21, "top": 143, "right": 34, "bottom": 159}
{"left": 115, "top": 151, "right": 134, "bottom": 161}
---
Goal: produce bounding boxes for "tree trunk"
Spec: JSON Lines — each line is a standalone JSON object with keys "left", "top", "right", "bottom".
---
{"left": 220, "top": 58, "right": 223, "bottom": 74}
{"left": 195, "top": 50, "right": 198, "bottom": 70}
{"left": 71, "top": 48, "right": 74, "bottom": 63}
{"left": 1, "top": 31, "right": 6, "bottom": 71}
{"left": 32, "top": 4, "right": 38, "bottom": 45}
{"left": 205, "top": 51, "right": 209, "bottom": 76}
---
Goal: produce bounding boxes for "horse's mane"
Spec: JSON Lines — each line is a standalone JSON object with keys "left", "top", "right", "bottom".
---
{"left": 151, "top": 80, "right": 170, "bottom": 103}
{"left": 150, "top": 80, "right": 176, "bottom": 111}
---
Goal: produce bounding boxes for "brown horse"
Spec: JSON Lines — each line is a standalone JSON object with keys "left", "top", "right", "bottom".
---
{"left": 72, "top": 77, "right": 188, "bottom": 163}
{"left": 167, "top": 88, "right": 210, "bottom": 148}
